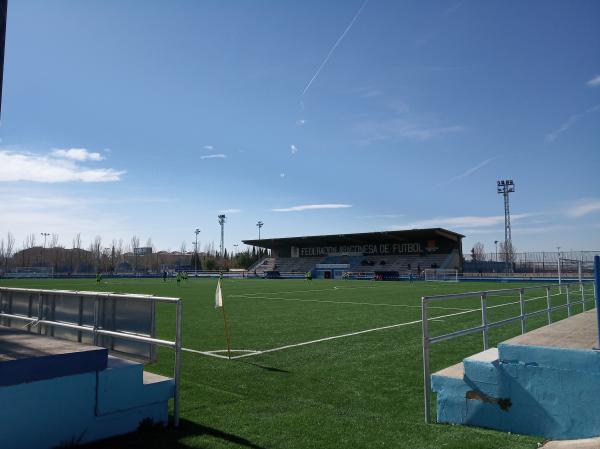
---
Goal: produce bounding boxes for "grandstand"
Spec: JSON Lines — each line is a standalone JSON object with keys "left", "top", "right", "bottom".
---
{"left": 244, "top": 228, "right": 463, "bottom": 279}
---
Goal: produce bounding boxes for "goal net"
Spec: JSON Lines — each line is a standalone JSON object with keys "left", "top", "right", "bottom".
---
{"left": 424, "top": 268, "right": 458, "bottom": 282}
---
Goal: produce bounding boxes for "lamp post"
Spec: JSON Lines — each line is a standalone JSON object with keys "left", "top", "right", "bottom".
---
{"left": 256, "top": 221, "right": 264, "bottom": 256}
{"left": 233, "top": 243, "right": 239, "bottom": 256}
{"left": 494, "top": 240, "right": 498, "bottom": 262}
{"left": 557, "top": 246, "right": 561, "bottom": 290}
{"left": 194, "top": 229, "right": 201, "bottom": 273}
{"left": 41, "top": 232, "right": 50, "bottom": 266}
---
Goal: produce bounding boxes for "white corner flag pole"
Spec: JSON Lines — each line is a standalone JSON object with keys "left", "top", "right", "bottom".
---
{"left": 215, "top": 279, "right": 232, "bottom": 360}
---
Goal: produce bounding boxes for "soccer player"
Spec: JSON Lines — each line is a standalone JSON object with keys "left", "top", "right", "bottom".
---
{"left": 163, "top": 271, "right": 167, "bottom": 282}
{"left": 96, "top": 272, "right": 102, "bottom": 284}
{"left": 305, "top": 271, "right": 312, "bottom": 281}
{"left": 176, "top": 272, "right": 181, "bottom": 286}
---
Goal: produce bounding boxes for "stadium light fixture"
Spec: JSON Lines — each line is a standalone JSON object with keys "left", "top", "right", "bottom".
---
{"left": 497, "top": 179, "right": 515, "bottom": 273}
{"left": 256, "top": 221, "right": 264, "bottom": 256}
{"left": 194, "top": 228, "right": 201, "bottom": 272}
{"left": 41, "top": 232, "right": 50, "bottom": 267}
{"left": 218, "top": 215, "right": 226, "bottom": 257}
{"left": 256, "top": 221, "right": 264, "bottom": 241}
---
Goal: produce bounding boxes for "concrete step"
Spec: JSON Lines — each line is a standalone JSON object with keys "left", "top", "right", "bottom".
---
{"left": 97, "top": 356, "right": 173, "bottom": 415}
{"left": 463, "top": 348, "right": 508, "bottom": 397}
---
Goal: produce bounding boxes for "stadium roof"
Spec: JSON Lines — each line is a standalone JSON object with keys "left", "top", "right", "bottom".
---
{"left": 243, "top": 228, "right": 464, "bottom": 249}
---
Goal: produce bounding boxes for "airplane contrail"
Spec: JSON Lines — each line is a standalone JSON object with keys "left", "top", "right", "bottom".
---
{"left": 302, "top": 0, "right": 370, "bottom": 96}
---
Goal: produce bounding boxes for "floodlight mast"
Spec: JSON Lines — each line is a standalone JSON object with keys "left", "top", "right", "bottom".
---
{"left": 497, "top": 180, "right": 515, "bottom": 273}
{"left": 194, "top": 228, "right": 200, "bottom": 272}
{"left": 256, "top": 221, "right": 264, "bottom": 256}
{"left": 218, "top": 215, "right": 226, "bottom": 257}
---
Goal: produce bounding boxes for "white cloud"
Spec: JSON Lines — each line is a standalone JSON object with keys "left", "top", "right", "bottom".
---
{"left": 566, "top": 199, "right": 600, "bottom": 218}
{"left": 290, "top": 144, "right": 299, "bottom": 154}
{"left": 545, "top": 105, "right": 600, "bottom": 143}
{"left": 0, "top": 150, "right": 124, "bottom": 183}
{"left": 272, "top": 204, "right": 352, "bottom": 212}
{"left": 296, "top": 119, "right": 306, "bottom": 127}
{"left": 200, "top": 154, "right": 227, "bottom": 159}
{"left": 392, "top": 213, "right": 531, "bottom": 229}
{"left": 203, "top": 145, "right": 214, "bottom": 150}
{"left": 52, "top": 148, "right": 104, "bottom": 162}
{"left": 219, "top": 208, "right": 242, "bottom": 214}
{"left": 449, "top": 157, "right": 495, "bottom": 182}
{"left": 587, "top": 75, "right": 600, "bottom": 87}
{"left": 280, "top": 173, "right": 286, "bottom": 178}
{"left": 355, "top": 117, "right": 465, "bottom": 145}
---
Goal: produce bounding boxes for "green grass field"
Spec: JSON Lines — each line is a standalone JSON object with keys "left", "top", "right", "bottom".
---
{"left": 1, "top": 277, "right": 593, "bottom": 449}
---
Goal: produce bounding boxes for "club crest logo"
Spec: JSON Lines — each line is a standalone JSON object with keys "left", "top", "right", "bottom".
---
{"left": 425, "top": 240, "right": 438, "bottom": 253}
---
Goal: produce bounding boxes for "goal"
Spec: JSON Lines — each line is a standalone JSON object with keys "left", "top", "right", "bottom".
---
{"left": 424, "top": 268, "right": 458, "bottom": 282}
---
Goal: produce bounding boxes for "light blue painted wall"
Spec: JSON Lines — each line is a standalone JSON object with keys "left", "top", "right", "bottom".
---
{"left": 432, "top": 343, "right": 600, "bottom": 440}
{"left": 0, "top": 357, "right": 174, "bottom": 449}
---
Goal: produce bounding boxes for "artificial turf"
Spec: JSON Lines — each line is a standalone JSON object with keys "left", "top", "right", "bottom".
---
{"left": 2, "top": 277, "right": 591, "bottom": 449}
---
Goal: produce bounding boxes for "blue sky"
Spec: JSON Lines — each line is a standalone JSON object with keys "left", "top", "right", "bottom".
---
{"left": 0, "top": 0, "right": 599, "bottom": 253}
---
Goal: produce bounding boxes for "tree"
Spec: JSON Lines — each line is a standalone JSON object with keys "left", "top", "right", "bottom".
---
{"left": 131, "top": 235, "right": 140, "bottom": 271}
{"left": 470, "top": 242, "right": 486, "bottom": 261}
{"left": 72, "top": 233, "right": 82, "bottom": 273}
{"left": 498, "top": 241, "right": 516, "bottom": 268}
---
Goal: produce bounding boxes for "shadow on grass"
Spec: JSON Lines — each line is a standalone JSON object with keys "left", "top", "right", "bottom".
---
{"left": 78, "top": 418, "right": 266, "bottom": 449}
{"left": 242, "top": 361, "right": 290, "bottom": 374}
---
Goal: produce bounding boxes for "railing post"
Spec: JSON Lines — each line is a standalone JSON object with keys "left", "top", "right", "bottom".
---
{"left": 519, "top": 288, "right": 526, "bottom": 334}
{"left": 581, "top": 281, "right": 586, "bottom": 311}
{"left": 37, "top": 293, "right": 43, "bottom": 334}
{"left": 173, "top": 299, "right": 183, "bottom": 427}
{"left": 566, "top": 284, "right": 571, "bottom": 317}
{"left": 93, "top": 296, "right": 100, "bottom": 346}
{"left": 481, "top": 293, "right": 489, "bottom": 350}
{"left": 546, "top": 286, "right": 553, "bottom": 324}
{"left": 421, "top": 297, "right": 432, "bottom": 424}
{"left": 594, "top": 256, "right": 600, "bottom": 349}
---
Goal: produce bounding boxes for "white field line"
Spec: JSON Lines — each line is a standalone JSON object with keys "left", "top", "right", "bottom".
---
{"left": 185, "top": 288, "right": 593, "bottom": 361}
{"left": 230, "top": 308, "right": 479, "bottom": 360}
{"left": 229, "top": 285, "right": 383, "bottom": 297}
{"left": 231, "top": 294, "right": 472, "bottom": 311}
{"left": 182, "top": 347, "right": 232, "bottom": 359}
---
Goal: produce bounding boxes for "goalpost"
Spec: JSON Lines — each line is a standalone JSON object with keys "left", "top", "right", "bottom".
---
{"left": 423, "top": 268, "right": 458, "bottom": 282}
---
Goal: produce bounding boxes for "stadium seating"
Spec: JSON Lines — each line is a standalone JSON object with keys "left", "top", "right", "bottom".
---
{"left": 252, "top": 251, "right": 460, "bottom": 278}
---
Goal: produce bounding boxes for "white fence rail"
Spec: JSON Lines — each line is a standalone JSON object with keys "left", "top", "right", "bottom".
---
{"left": 0, "top": 287, "right": 183, "bottom": 426}
{"left": 421, "top": 280, "right": 595, "bottom": 424}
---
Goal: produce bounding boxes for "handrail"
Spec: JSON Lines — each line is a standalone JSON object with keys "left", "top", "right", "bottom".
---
{"left": 421, "top": 280, "right": 595, "bottom": 424}
{"left": 0, "top": 287, "right": 183, "bottom": 427}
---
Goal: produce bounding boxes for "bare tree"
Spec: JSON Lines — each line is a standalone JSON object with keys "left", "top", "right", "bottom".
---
{"left": 130, "top": 235, "right": 140, "bottom": 272}
{"left": 24, "top": 233, "right": 36, "bottom": 249}
{"left": 130, "top": 235, "right": 140, "bottom": 251}
{"left": 72, "top": 233, "right": 82, "bottom": 250}
{"left": 2, "top": 232, "right": 15, "bottom": 272}
{"left": 50, "top": 233, "right": 60, "bottom": 248}
{"left": 90, "top": 236, "right": 102, "bottom": 271}
{"left": 470, "top": 242, "right": 486, "bottom": 261}
{"left": 499, "top": 241, "right": 516, "bottom": 263}
{"left": 71, "top": 233, "right": 82, "bottom": 273}
{"left": 180, "top": 241, "right": 187, "bottom": 254}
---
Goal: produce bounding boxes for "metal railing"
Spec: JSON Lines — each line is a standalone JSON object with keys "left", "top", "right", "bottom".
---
{"left": 421, "top": 280, "right": 595, "bottom": 424}
{"left": 0, "top": 287, "right": 183, "bottom": 426}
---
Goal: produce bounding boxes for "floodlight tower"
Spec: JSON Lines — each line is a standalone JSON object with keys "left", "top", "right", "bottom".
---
{"left": 497, "top": 180, "right": 515, "bottom": 272}
{"left": 218, "top": 215, "right": 226, "bottom": 257}
{"left": 256, "top": 221, "right": 264, "bottom": 256}
{"left": 194, "top": 228, "right": 201, "bottom": 272}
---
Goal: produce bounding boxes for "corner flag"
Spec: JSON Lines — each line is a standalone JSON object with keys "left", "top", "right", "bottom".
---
{"left": 214, "top": 278, "right": 231, "bottom": 359}
{"left": 215, "top": 279, "right": 223, "bottom": 308}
